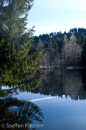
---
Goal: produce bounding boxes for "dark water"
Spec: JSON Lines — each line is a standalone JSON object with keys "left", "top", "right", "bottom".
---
{"left": 0, "top": 69, "right": 86, "bottom": 130}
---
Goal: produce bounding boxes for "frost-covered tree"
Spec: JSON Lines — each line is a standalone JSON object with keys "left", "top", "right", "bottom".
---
{"left": 62, "top": 33, "right": 82, "bottom": 66}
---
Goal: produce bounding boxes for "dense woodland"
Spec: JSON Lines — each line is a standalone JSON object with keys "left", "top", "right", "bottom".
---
{"left": 33, "top": 28, "right": 86, "bottom": 68}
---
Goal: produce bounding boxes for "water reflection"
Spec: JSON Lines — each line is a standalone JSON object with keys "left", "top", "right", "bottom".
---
{"left": 0, "top": 98, "right": 43, "bottom": 130}
{"left": 0, "top": 72, "right": 43, "bottom": 98}
{"left": 0, "top": 71, "right": 43, "bottom": 130}
{"left": 31, "top": 69, "right": 86, "bottom": 100}
{"left": 0, "top": 69, "right": 86, "bottom": 130}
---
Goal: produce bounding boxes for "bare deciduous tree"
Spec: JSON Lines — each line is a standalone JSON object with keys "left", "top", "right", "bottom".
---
{"left": 62, "top": 33, "right": 82, "bottom": 66}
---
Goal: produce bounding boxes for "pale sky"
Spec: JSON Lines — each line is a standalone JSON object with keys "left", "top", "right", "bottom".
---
{"left": 27, "top": 0, "right": 86, "bottom": 36}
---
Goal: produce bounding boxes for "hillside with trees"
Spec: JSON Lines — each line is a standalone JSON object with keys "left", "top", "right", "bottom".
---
{"left": 33, "top": 28, "right": 86, "bottom": 68}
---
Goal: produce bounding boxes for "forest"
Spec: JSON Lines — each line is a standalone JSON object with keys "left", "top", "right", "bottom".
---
{"left": 33, "top": 28, "right": 86, "bottom": 68}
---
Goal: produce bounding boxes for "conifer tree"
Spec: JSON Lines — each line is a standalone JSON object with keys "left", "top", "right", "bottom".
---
{"left": 0, "top": 0, "right": 43, "bottom": 85}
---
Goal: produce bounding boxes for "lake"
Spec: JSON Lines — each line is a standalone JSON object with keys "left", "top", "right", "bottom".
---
{"left": 0, "top": 69, "right": 86, "bottom": 130}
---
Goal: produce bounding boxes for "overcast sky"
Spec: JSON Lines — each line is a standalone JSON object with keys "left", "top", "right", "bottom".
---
{"left": 27, "top": 0, "right": 86, "bottom": 36}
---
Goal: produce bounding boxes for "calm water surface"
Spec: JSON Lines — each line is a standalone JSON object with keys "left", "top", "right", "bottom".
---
{"left": 0, "top": 69, "right": 86, "bottom": 130}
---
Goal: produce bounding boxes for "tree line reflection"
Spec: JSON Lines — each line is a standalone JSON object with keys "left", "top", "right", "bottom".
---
{"left": 0, "top": 97, "right": 43, "bottom": 130}
{"left": 0, "top": 69, "right": 86, "bottom": 130}
{"left": 31, "top": 69, "right": 86, "bottom": 100}
{"left": 0, "top": 71, "right": 43, "bottom": 130}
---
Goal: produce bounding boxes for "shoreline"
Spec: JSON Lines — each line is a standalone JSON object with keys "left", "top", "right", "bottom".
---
{"left": 40, "top": 66, "right": 86, "bottom": 70}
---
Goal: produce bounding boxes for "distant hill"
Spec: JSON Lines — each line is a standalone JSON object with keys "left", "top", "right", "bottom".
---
{"left": 32, "top": 28, "right": 86, "bottom": 67}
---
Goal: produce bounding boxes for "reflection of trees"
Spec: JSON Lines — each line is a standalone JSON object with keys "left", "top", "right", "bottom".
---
{"left": 0, "top": 98, "right": 43, "bottom": 130}
{"left": 0, "top": 72, "right": 43, "bottom": 130}
{"left": 0, "top": 70, "right": 43, "bottom": 130}
{"left": 0, "top": 71, "right": 43, "bottom": 130}
{"left": 0, "top": 75, "right": 43, "bottom": 98}
{"left": 78, "top": 70, "right": 86, "bottom": 100}
{"left": 62, "top": 70, "right": 82, "bottom": 99}
{"left": 31, "top": 70, "right": 86, "bottom": 100}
